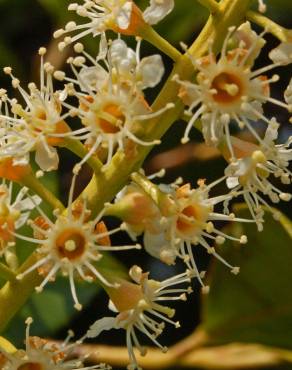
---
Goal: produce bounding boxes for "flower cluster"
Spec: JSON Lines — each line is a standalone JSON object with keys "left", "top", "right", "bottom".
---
{"left": 0, "top": 1, "right": 291, "bottom": 370}
{"left": 114, "top": 175, "right": 248, "bottom": 291}
{"left": 54, "top": 0, "right": 174, "bottom": 50}
{"left": 54, "top": 37, "right": 169, "bottom": 171}
{"left": 86, "top": 265, "right": 192, "bottom": 370}
{"left": 0, "top": 317, "right": 109, "bottom": 370}
{"left": 16, "top": 174, "right": 140, "bottom": 310}
{"left": 176, "top": 22, "right": 291, "bottom": 149}
{"left": 0, "top": 49, "right": 72, "bottom": 172}
{"left": 223, "top": 121, "right": 292, "bottom": 230}
{"left": 175, "top": 21, "right": 292, "bottom": 228}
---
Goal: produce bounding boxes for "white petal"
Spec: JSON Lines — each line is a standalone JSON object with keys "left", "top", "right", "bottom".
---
{"left": 269, "top": 43, "right": 292, "bottom": 65}
{"left": 143, "top": 0, "right": 174, "bottom": 25}
{"left": 79, "top": 65, "right": 108, "bottom": 92}
{"left": 108, "top": 299, "right": 119, "bottom": 313}
{"left": 110, "top": 39, "right": 136, "bottom": 73}
{"left": 144, "top": 231, "right": 176, "bottom": 264}
{"left": 15, "top": 212, "right": 30, "bottom": 229}
{"left": 263, "top": 120, "right": 279, "bottom": 143}
{"left": 116, "top": 1, "right": 133, "bottom": 29}
{"left": 15, "top": 195, "right": 41, "bottom": 211}
{"left": 86, "top": 317, "right": 118, "bottom": 338}
{"left": 35, "top": 142, "right": 59, "bottom": 171}
{"left": 110, "top": 39, "right": 128, "bottom": 61}
{"left": 234, "top": 21, "right": 266, "bottom": 64}
{"left": 226, "top": 176, "right": 239, "bottom": 189}
{"left": 137, "top": 55, "right": 164, "bottom": 89}
{"left": 97, "top": 32, "right": 108, "bottom": 60}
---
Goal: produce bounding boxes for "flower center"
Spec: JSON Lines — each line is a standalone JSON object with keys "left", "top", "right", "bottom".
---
{"left": 98, "top": 103, "right": 125, "bottom": 134}
{"left": 17, "top": 363, "right": 43, "bottom": 370}
{"left": 211, "top": 72, "right": 243, "bottom": 104}
{"left": 176, "top": 205, "right": 200, "bottom": 235}
{"left": 55, "top": 228, "right": 86, "bottom": 260}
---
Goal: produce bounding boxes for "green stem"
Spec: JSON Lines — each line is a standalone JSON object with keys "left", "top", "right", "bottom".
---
{"left": 0, "top": 263, "right": 16, "bottom": 282}
{"left": 130, "top": 172, "right": 176, "bottom": 216}
{"left": 63, "top": 137, "right": 103, "bottom": 174}
{"left": 21, "top": 172, "right": 65, "bottom": 212}
{"left": 196, "top": 0, "right": 220, "bottom": 13}
{"left": 247, "top": 10, "right": 292, "bottom": 42}
{"left": 0, "top": 254, "right": 41, "bottom": 333}
{"left": 0, "top": 336, "right": 17, "bottom": 352}
{"left": 139, "top": 26, "right": 182, "bottom": 62}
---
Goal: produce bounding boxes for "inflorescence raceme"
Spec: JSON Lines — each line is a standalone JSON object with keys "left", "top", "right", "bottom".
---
{"left": 0, "top": 1, "right": 291, "bottom": 369}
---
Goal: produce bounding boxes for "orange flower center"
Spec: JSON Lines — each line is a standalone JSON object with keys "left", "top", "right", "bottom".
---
{"left": 81, "top": 96, "right": 126, "bottom": 134}
{"left": 98, "top": 104, "right": 125, "bottom": 134}
{"left": 176, "top": 205, "right": 199, "bottom": 234}
{"left": 17, "top": 363, "right": 43, "bottom": 370}
{"left": 55, "top": 228, "right": 86, "bottom": 260}
{"left": 211, "top": 72, "right": 243, "bottom": 104}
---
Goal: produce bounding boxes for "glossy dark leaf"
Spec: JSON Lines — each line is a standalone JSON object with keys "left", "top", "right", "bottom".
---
{"left": 202, "top": 206, "right": 292, "bottom": 349}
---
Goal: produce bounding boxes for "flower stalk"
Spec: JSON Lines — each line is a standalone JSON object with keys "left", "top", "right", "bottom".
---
{"left": 0, "top": 254, "right": 42, "bottom": 333}
{"left": 247, "top": 10, "right": 292, "bottom": 42}
{"left": 21, "top": 172, "right": 65, "bottom": 212}
{"left": 0, "top": 263, "right": 15, "bottom": 282}
{"left": 130, "top": 172, "right": 175, "bottom": 215}
{"left": 196, "top": 0, "right": 220, "bottom": 14}
{"left": 63, "top": 137, "right": 103, "bottom": 174}
{"left": 138, "top": 25, "right": 182, "bottom": 61}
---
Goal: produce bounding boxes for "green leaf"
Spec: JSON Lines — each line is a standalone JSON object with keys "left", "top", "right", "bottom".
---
{"left": 4, "top": 277, "right": 99, "bottom": 347}
{"left": 37, "top": 0, "right": 70, "bottom": 23}
{"left": 202, "top": 206, "right": 292, "bottom": 349}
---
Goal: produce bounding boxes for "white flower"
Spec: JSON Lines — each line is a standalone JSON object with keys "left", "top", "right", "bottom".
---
{"left": 0, "top": 49, "right": 72, "bottom": 171}
{"left": 269, "top": 42, "right": 292, "bottom": 65}
{"left": 143, "top": 181, "right": 247, "bottom": 289}
{"left": 54, "top": 0, "right": 134, "bottom": 50}
{"left": 143, "top": 0, "right": 174, "bottom": 25}
{"left": 56, "top": 38, "right": 170, "bottom": 171}
{"left": 0, "top": 182, "right": 41, "bottom": 256}
{"left": 0, "top": 317, "right": 109, "bottom": 370}
{"left": 15, "top": 174, "right": 140, "bottom": 310}
{"left": 54, "top": 0, "right": 174, "bottom": 50}
{"left": 119, "top": 178, "right": 247, "bottom": 289}
{"left": 224, "top": 121, "right": 292, "bottom": 230}
{"left": 175, "top": 22, "right": 292, "bottom": 159}
{"left": 86, "top": 266, "right": 192, "bottom": 370}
